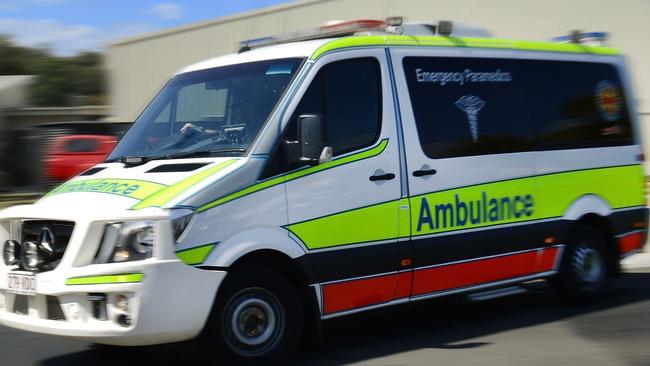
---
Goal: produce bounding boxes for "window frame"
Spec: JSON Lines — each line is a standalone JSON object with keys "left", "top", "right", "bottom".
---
{"left": 313, "top": 57, "right": 383, "bottom": 157}
{"left": 401, "top": 55, "right": 532, "bottom": 160}
{"left": 261, "top": 55, "right": 384, "bottom": 178}
{"left": 107, "top": 58, "right": 306, "bottom": 162}
{"left": 401, "top": 54, "right": 634, "bottom": 161}
{"left": 62, "top": 138, "right": 100, "bottom": 154}
{"left": 525, "top": 59, "right": 634, "bottom": 151}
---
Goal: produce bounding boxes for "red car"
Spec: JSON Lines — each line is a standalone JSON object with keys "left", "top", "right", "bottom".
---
{"left": 45, "top": 135, "right": 117, "bottom": 181}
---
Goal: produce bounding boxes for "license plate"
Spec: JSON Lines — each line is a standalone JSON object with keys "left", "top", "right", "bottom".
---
{"left": 7, "top": 273, "right": 36, "bottom": 296}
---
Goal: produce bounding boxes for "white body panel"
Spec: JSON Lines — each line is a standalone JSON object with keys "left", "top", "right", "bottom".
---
{"left": 390, "top": 46, "right": 642, "bottom": 220}
{"left": 179, "top": 39, "right": 329, "bottom": 74}
{"left": 0, "top": 206, "right": 224, "bottom": 345}
{"left": 37, "top": 157, "right": 244, "bottom": 211}
{"left": 285, "top": 49, "right": 402, "bottom": 223}
{"left": 0, "top": 38, "right": 645, "bottom": 346}
{"left": 179, "top": 183, "right": 305, "bottom": 267}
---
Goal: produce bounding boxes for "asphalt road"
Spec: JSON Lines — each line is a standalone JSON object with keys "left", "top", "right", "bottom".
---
{"left": 1, "top": 269, "right": 649, "bottom": 366}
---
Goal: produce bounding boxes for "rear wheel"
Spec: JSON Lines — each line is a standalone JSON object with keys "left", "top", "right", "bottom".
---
{"left": 554, "top": 225, "right": 609, "bottom": 301}
{"left": 201, "top": 266, "right": 303, "bottom": 364}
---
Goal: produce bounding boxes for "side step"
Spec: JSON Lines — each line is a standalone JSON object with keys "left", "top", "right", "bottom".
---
{"left": 468, "top": 286, "right": 527, "bottom": 302}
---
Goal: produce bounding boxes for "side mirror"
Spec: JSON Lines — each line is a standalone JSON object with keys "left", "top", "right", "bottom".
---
{"left": 285, "top": 114, "right": 332, "bottom": 165}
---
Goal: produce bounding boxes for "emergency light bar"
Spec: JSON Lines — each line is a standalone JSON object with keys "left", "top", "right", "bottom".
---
{"left": 552, "top": 31, "right": 608, "bottom": 46}
{"left": 237, "top": 18, "right": 492, "bottom": 52}
{"left": 239, "top": 19, "right": 387, "bottom": 51}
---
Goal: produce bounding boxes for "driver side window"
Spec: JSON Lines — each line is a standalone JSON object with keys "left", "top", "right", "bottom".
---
{"left": 291, "top": 57, "right": 381, "bottom": 155}
{"left": 263, "top": 57, "right": 381, "bottom": 177}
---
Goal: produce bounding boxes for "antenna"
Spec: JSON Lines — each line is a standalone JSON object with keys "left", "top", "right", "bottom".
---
{"left": 238, "top": 22, "right": 256, "bottom": 53}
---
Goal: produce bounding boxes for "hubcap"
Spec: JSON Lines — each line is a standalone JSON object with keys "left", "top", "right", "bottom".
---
{"left": 231, "top": 298, "right": 276, "bottom": 346}
{"left": 572, "top": 243, "right": 603, "bottom": 286}
{"left": 222, "top": 288, "right": 284, "bottom": 356}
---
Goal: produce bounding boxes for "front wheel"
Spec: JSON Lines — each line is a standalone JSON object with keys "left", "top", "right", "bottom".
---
{"left": 553, "top": 225, "right": 609, "bottom": 301}
{"left": 201, "top": 265, "right": 303, "bottom": 364}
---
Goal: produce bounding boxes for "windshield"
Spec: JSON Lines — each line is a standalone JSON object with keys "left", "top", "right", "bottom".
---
{"left": 107, "top": 58, "right": 303, "bottom": 162}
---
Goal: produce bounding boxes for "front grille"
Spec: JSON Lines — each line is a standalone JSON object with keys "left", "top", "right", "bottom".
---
{"left": 13, "top": 295, "right": 28, "bottom": 315}
{"left": 46, "top": 296, "right": 66, "bottom": 321}
{"left": 18, "top": 220, "right": 75, "bottom": 272}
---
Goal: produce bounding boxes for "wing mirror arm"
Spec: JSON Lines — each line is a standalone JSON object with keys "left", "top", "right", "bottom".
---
{"left": 285, "top": 114, "right": 331, "bottom": 166}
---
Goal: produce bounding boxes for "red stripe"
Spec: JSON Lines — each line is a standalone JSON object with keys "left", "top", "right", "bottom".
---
{"left": 394, "top": 271, "right": 412, "bottom": 299}
{"left": 537, "top": 247, "right": 560, "bottom": 272}
{"left": 322, "top": 273, "right": 397, "bottom": 314}
{"left": 411, "top": 251, "right": 538, "bottom": 296}
{"left": 619, "top": 232, "right": 645, "bottom": 255}
{"left": 322, "top": 247, "right": 560, "bottom": 314}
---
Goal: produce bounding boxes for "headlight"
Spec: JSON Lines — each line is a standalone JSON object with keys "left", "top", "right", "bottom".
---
{"left": 94, "top": 221, "right": 155, "bottom": 264}
{"left": 3, "top": 240, "right": 20, "bottom": 266}
{"left": 22, "top": 241, "right": 42, "bottom": 270}
{"left": 169, "top": 209, "right": 195, "bottom": 241}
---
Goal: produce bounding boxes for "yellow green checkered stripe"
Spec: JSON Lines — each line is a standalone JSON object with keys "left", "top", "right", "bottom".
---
{"left": 410, "top": 164, "right": 644, "bottom": 237}
{"left": 198, "top": 139, "right": 389, "bottom": 212}
{"left": 175, "top": 243, "right": 217, "bottom": 265}
{"left": 287, "top": 199, "right": 405, "bottom": 250}
{"left": 65, "top": 273, "right": 144, "bottom": 286}
{"left": 132, "top": 159, "right": 237, "bottom": 210}
{"left": 46, "top": 178, "right": 167, "bottom": 201}
{"left": 286, "top": 164, "right": 645, "bottom": 250}
{"left": 311, "top": 35, "right": 620, "bottom": 60}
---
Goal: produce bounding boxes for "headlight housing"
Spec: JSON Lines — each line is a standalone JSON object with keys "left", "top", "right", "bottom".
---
{"left": 94, "top": 221, "right": 155, "bottom": 264}
{"left": 169, "top": 209, "right": 195, "bottom": 241}
{"left": 22, "top": 241, "right": 42, "bottom": 270}
{"left": 3, "top": 240, "right": 20, "bottom": 266}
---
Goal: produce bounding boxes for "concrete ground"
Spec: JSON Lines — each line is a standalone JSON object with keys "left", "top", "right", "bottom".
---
{"left": 0, "top": 268, "right": 649, "bottom": 366}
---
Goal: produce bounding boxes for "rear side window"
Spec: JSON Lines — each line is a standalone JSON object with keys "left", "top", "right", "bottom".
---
{"left": 523, "top": 60, "right": 633, "bottom": 149}
{"left": 64, "top": 139, "right": 99, "bottom": 153}
{"left": 403, "top": 57, "right": 530, "bottom": 159}
{"left": 290, "top": 57, "right": 381, "bottom": 156}
{"left": 403, "top": 57, "right": 633, "bottom": 159}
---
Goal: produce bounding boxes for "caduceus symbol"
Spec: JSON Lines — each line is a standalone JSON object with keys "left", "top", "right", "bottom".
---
{"left": 455, "top": 95, "right": 486, "bottom": 142}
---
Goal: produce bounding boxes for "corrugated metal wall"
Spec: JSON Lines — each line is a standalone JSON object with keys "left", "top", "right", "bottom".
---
{"left": 107, "top": 0, "right": 650, "bottom": 149}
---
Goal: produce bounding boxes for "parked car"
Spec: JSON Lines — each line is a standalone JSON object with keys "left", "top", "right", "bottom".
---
{"left": 45, "top": 135, "right": 117, "bottom": 181}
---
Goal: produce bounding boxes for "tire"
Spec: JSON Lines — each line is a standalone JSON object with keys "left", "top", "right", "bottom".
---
{"left": 553, "top": 225, "right": 609, "bottom": 302}
{"left": 201, "top": 265, "right": 304, "bottom": 364}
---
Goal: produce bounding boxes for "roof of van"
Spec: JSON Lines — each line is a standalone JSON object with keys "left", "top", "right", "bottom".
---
{"left": 179, "top": 34, "right": 620, "bottom": 74}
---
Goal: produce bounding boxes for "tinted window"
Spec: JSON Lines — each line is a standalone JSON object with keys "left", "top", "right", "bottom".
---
{"left": 403, "top": 57, "right": 633, "bottom": 159}
{"left": 523, "top": 60, "right": 633, "bottom": 149}
{"left": 108, "top": 58, "right": 303, "bottom": 161}
{"left": 403, "top": 57, "right": 529, "bottom": 159}
{"left": 290, "top": 58, "right": 381, "bottom": 156}
{"left": 64, "top": 139, "right": 99, "bottom": 153}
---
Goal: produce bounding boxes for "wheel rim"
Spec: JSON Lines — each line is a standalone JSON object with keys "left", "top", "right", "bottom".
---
{"left": 571, "top": 242, "right": 604, "bottom": 288}
{"left": 222, "top": 288, "right": 284, "bottom": 356}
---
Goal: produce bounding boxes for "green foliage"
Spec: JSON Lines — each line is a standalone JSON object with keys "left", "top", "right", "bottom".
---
{"left": 0, "top": 35, "right": 106, "bottom": 107}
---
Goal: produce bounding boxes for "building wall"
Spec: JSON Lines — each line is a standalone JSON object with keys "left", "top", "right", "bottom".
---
{"left": 3, "top": 106, "right": 110, "bottom": 129}
{"left": 107, "top": 0, "right": 650, "bottom": 154}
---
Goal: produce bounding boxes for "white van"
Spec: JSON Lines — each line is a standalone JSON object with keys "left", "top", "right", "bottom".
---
{"left": 0, "top": 19, "right": 647, "bottom": 363}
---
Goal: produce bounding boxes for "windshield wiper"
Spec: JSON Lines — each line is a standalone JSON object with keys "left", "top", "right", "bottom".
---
{"left": 154, "top": 148, "right": 247, "bottom": 160}
{"left": 106, "top": 148, "right": 246, "bottom": 166}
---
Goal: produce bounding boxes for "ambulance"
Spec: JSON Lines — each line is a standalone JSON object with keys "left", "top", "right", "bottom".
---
{"left": 0, "top": 19, "right": 647, "bottom": 362}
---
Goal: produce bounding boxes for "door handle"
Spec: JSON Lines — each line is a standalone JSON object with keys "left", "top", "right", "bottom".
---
{"left": 412, "top": 169, "right": 437, "bottom": 177}
{"left": 369, "top": 173, "right": 396, "bottom": 181}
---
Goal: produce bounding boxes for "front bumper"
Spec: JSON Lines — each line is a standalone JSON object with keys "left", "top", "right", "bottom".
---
{"left": 0, "top": 259, "right": 226, "bottom": 346}
{"left": 0, "top": 203, "right": 226, "bottom": 346}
